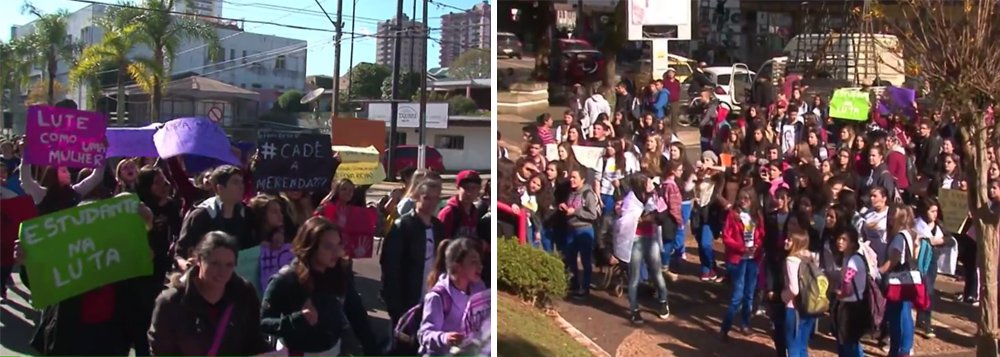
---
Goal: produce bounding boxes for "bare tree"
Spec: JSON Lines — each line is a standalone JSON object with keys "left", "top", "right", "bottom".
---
{"left": 869, "top": 0, "right": 1000, "bottom": 355}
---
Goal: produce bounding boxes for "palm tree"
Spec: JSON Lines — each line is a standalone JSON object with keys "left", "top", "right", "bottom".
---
{"left": 0, "top": 36, "right": 39, "bottom": 133}
{"left": 119, "top": 0, "right": 220, "bottom": 122}
{"left": 22, "top": 4, "right": 77, "bottom": 105}
{"left": 70, "top": 6, "right": 144, "bottom": 123}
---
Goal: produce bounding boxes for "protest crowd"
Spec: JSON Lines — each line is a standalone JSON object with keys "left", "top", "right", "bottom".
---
{"left": 498, "top": 65, "right": 1000, "bottom": 356}
{"left": 0, "top": 101, "right": 492, "bottom": 357}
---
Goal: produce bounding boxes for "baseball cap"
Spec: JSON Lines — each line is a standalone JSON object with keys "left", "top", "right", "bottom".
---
{"left": 456, "top": 170, "right": 482, "bottom": 188}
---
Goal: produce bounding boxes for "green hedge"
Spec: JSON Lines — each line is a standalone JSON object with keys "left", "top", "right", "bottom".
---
{"left": 497, "top": 238, "right": 567, "bottom": 307}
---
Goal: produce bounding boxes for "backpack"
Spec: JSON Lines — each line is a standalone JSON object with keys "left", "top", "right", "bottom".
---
{"left": 630, "top": 97, "right": 643, "bottom": 120}
{"left": 796, "top": 256, "right": 830, "bottom": 315}
{"left": 394, "top": 285, "right": 452, "bottom": 352}
{"left": 850, "top": 253, "right": 887, "bottom": 334}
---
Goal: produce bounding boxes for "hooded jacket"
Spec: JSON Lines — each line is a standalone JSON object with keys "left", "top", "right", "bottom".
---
{"left": 417, "top": 275, "right": 488, "bottom": 356}
{"left": 176, "top": 196, "right": 256, "bottom": 258}
{"left": 721, "top": 209, "right": 765, "bottom": 264}
{"left": 582, "top": 94, "right": 611, "bottom": 133}
{"left": 438, "top": 196, "right": 479, "bottom": 240}
{"left": 565, "top": 185, "right": 601, "bottom": 230}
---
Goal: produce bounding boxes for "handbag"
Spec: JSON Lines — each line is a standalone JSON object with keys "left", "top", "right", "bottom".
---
{"left": 883, "top": 231, "right": 930, "bottom": 310}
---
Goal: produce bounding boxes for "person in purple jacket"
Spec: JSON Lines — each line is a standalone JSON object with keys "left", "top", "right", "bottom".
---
{"left": 417, "top": 237, "right": 487, "bottom": 356}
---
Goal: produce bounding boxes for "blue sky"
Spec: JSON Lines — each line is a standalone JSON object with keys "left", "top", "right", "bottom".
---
{"left": 1, "top": 0, "right": 488, "bottom": 76}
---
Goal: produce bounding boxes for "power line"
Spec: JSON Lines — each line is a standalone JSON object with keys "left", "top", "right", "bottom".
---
{"left": 218, "top": 0, "right": 396, "bottom": 24}
{"left": 427, "top": 0, "right": 467, "bottom": 13}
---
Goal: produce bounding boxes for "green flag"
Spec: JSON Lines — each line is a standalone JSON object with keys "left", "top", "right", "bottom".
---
{"left": 18, "top": 194, "right": 152, "bottom": 309}
{"left": 829, "top": 89, "right": 871, "bottom": 121}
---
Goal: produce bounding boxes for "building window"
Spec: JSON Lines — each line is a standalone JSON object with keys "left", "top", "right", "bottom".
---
{"left": 388, "top": 132, "right": 407, "bottom": 147}
{"left": 275, "top": 55, "right": 286, "bottom": 70}
{"left": 435, "top": 135, "right": 464, "bottom": 150}
{"left": 230, "top": 49, "right": 235, "bottom": 61}
{"left": 251, "top": 83, "right": 262, "bottom": 89}
{"left": 242, "top": 50, "right": 247, "bottom": 63}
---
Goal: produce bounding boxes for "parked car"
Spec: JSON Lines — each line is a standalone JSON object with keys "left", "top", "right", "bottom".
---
{"left": 696, "top": 65, "right": 755, "bottom": 112}
{"left": 558, "top": 39, "right": 604, "bottom": 85}
{"left": 382, "top": 145, "right": 445, "bottom": 179}
{"left": 498, "top": 32, "right": 523, "bottom": 59}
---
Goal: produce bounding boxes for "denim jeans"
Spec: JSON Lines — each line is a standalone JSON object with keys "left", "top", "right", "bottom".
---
{"left": 837, "top": 340, "right": 864, "bottom": 357}
{"left": 600, "top": 193, "right": 616, "bottom": 217}
{"left": 783, "top": 308, "right": 816, "bottom": 357}
{"left": 564, "top": 226, "right": 595, "bottom": 294}
{"left": 628, "top": 236, "right": 669, "bottom": 312}
{"left": 696, "top": 221, "right": 717, "bottom": 274}
{"left": 721, "top": 259, "right": 759, "bottom": 334}
{"left": 887, "top": 301, "right": 915, "bottom": 357}
{"left": 671, "top": 201, "right": 693, "bottom": 262}
{"left": 530, "top": 226, "right": 555, "bottom": 253}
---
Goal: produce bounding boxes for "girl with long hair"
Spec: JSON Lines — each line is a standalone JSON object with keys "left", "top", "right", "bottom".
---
{"left": 719, "top": 188, "right": 764, "bottom": 341}
{"left": 316, "top": 179, "right": 356, "bottom": 228}
{"left": 260, "top": 217, "right": 379, "bottom": 355}
{"left": 914, "top": 197, "right": 948, "bottom": 339}
{"left": 115, "top": 159, "right": 140, "bottom": 194}
{"left": 419, "top": 238, "right": 487, "bottom": 356}
{"left": 878, "top": 204, "right": 919, "bottom": 357}
{"left": 781, "top": 223, "right": 817, "bottom": 357}
{"left": 640, "top": 134, "right": 666, "bottom": 178}
{"left": 618, "top": 172, "right": 671, "bottom": 324}
{"left": 832, "top": 229, "right": 868, "bottom": 357}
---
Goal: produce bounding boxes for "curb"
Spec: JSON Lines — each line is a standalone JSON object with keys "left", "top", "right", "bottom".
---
{"left": 548, "top": 309, "right": 613, "bottom": 357}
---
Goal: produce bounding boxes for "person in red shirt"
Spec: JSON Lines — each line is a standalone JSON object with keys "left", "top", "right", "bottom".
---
{"left": 438, "top": 170, "right": 483, "bottom": 240}
{"left": 662, "top": 69, "right": 683, "bottom": 130}
{"left": 719, "top": 187, "right": 765, "bottom": 341}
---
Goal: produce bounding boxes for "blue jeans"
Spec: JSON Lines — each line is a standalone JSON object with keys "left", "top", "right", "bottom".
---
{"left": 887, "top": 301, "right": 914, "bottom": 357}
{"left": 721, "top": 259, "right": 759, "bottom": 334}
{"left": 671, "top": 201, "right": 693, "bottom": 262}
{"left": 600, "top": 193, "right": 616, "bottom": 217}
{"left": 696, "top": 221, "right": 717, "bottom": 274}
{"left": 837, "top": 340, "right": 863, "bottom": 357}
{"left": 628, "top": 236, "right": 669, "bottom": 312}
{"left": 530, "top": 226, "right": 555, "bottom": 253}
{"left": 564, "top": 226, "right": 595, "bottom": 294}
{"left": 783, "top": 308, "right": 816, "bottom": 357}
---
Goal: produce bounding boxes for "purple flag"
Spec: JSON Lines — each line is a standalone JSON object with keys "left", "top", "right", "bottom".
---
{"left": 153, "top": 117, "right": 238, "bottom": 166}
{"left": 23, "top": 105, "right": 107, "bottom": 169}
{"left": 106, "top": 124, "right": 161, "bottom": 158}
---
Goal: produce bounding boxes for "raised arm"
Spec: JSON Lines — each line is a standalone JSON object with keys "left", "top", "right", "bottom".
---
{"left": 71, "top": 164, "right": 106, "bottom": 197}
{"left": 18, "top": 163, "right": 46, "bottom": 204}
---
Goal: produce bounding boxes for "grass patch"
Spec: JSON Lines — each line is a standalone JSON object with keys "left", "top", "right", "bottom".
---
{"left": 498, "top": 294, "right": 591, "bottom": 357}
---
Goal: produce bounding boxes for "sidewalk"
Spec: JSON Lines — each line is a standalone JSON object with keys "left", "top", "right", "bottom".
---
{"left": 555, "top": 238, "right": 979, "bottom": 357}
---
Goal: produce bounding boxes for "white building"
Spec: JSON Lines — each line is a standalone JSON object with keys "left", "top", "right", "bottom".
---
{"left": 9, "top": 4, "right": 306, "bottom": 120}
{"left": 174, "top": 0, "right": 223, "bottom": 18}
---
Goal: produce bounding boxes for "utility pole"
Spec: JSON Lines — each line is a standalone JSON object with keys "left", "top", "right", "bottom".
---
{"left": 387, "top": 0, "right": 405, "bottom": 180}
{"left": 347, "top": 0, "right": 357, "bottom": 106}
{"left": 409, "top": 0, "right": 417, "bottom": 73}
{"left": 331, "top": 0, "right": 344, "bottom": 118}
{"left": 417, "top": 0, "right": 428, "bottom": 170}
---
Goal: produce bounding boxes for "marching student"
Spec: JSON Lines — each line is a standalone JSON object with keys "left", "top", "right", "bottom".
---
{"left": 561, "top": 166, "right": 601, "bottom": 298}
{"left": 782, "top": 220, "right": 817, "bottom": 357}
{"left": 418, "top": 237, "right": 487, "bottom": 356}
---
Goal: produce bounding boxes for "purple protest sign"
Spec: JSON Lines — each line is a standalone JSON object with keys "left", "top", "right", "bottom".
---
{"left": 23, "top": 105, "right": 107, "bottom": 169}
{"left": 153, "top": 117, "right": 239, "bottom": 165}
{"left": 879, "top": 86, "right": 917, "bottom": 118}
{"left": 462, "top": 289, "right": 491, "bottom": 339}
{"left": 106, "top": 123, "right": 161, "bottom": 158}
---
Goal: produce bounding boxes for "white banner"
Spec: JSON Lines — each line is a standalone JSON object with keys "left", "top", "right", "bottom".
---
{"left": 545, "top": 144, "right": 605, "bottom": 172}
{"left": 628, "top": 0, "right": 692, "bottom": 41}
{"left": 367, "top": 102, "right": 449, "bottom": 129}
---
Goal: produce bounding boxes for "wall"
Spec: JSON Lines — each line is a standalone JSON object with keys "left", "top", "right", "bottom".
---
{"left": 396, "top": 123, "right": 491, "bottom": 171}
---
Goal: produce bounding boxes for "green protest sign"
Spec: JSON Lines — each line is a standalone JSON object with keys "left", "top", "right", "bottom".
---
{"left": 829, "top": 89, "right": 872, "bottom": 121}
{"left": 236, "top": 245, "right": 261, "bottom": 296}
{"left": 18, "top": 194, "right": 151, "bottom": 308}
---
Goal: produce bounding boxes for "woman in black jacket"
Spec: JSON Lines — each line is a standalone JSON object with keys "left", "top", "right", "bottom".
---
{"left": 260, "top": 217, "right": 379, "bottom": 355}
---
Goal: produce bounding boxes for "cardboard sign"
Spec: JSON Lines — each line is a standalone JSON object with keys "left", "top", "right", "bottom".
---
{"left": 879, "top": 86, "right": 917, "bottom": 118}
{"left": 938, "top": 189, "right": 968, "bottom": 233}
{"left": 342, "top": 206, "right": 377, "bottom": 259}
{"left": 829, "top": 89, "right": 871, "bottom": 121}
{"left": 331, "top": 145, "right": 386, "bottom": 186}
{"left": 235, "top": 245, "right": 262, "bottom": 295}
{"left": 106, "top": 124, "right": 161, "bottom": 158}
{"left": 153, "top": 117, "right": 239, "bottom": 165}
{"left": 780, "top": 125, "right": 796, "bottom": 154}
{"left": 254, "top": 131, "right": 335, "bottom": 192}
{"left": 17, "top": 194, "right": 151, "bottom": 308}
{"left": 544, "top": 144, "right": 605, "bottom": 171}
{"left": 462, "top": 289, "right": 491, "bottom": 338}
{"left": 23, "top": 105, "right": 108, "bottom": 168}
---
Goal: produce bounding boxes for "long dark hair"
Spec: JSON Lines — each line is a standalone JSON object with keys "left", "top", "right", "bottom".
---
{"left": 319, "top": 178, "right": 355, "bottom": 207}
{"left": 170, "top": 231, "right": 240, "bottom": 287}
{"left": 627, "top": 173, "right": 650, "bottom": 202}
{"left": 136, "top": 165, "right": 167, "bottom": 208}
{"left": 291, "top": 217, "right": 347, "bottom": 293}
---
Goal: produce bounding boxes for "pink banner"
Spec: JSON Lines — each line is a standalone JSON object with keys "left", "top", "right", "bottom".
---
{"left": 23, "top": 106, "right": 107, "bottom": 168}
{"left": 342, "top": 206, "right": 377, "bottom": 259}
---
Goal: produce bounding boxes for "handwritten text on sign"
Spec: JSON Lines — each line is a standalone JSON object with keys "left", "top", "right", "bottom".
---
{"left": 254, "top": 131, "right": 335, "bottom": 191}
{"left": 17, "top": 194, "right": 152, "bottom": 308}
{"left": 829, "top": 89, "right": 871, "bottom": 121}
{"left": 463, "top": 289, "right": 491, "bottom": 338}
{"left": 24, "top": 105, "right": 108, "bottom": 168}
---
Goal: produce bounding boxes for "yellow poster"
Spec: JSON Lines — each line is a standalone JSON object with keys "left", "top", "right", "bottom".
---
{"left": 331, "top": 145, "right": 386, "bottom": 186}
{"left": 938, "top": 189, "right": 968, "bottom": 233}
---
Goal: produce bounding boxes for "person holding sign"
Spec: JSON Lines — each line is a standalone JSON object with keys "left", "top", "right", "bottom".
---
{"left": 19, "top": 162, "right": 106, "bottom": 214}
{"left": 148, "top": 231, "right": 272, "bottom": 356}
{"left": 175, "top": 165, "right": 257, "bottom": 269}
{"left": 418, "top": 237, "right": 487, "bottom": 356}
{"left": 260, "top": 217, "right": 380, "bottom": 356}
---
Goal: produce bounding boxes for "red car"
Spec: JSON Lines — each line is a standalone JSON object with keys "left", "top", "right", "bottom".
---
{"left": 382, "top": 145, "right": 445, "bottom": 179}
{"left": 559, "top": 39, "right": 604, "bottom": 85}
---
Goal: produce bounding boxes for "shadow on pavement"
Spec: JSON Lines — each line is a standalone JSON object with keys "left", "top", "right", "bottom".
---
{"left": 1, "top": 301, "right": 40, "bottom": 356}
{"left": 497, "top": 334, "right": 552, "bottom": 357}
